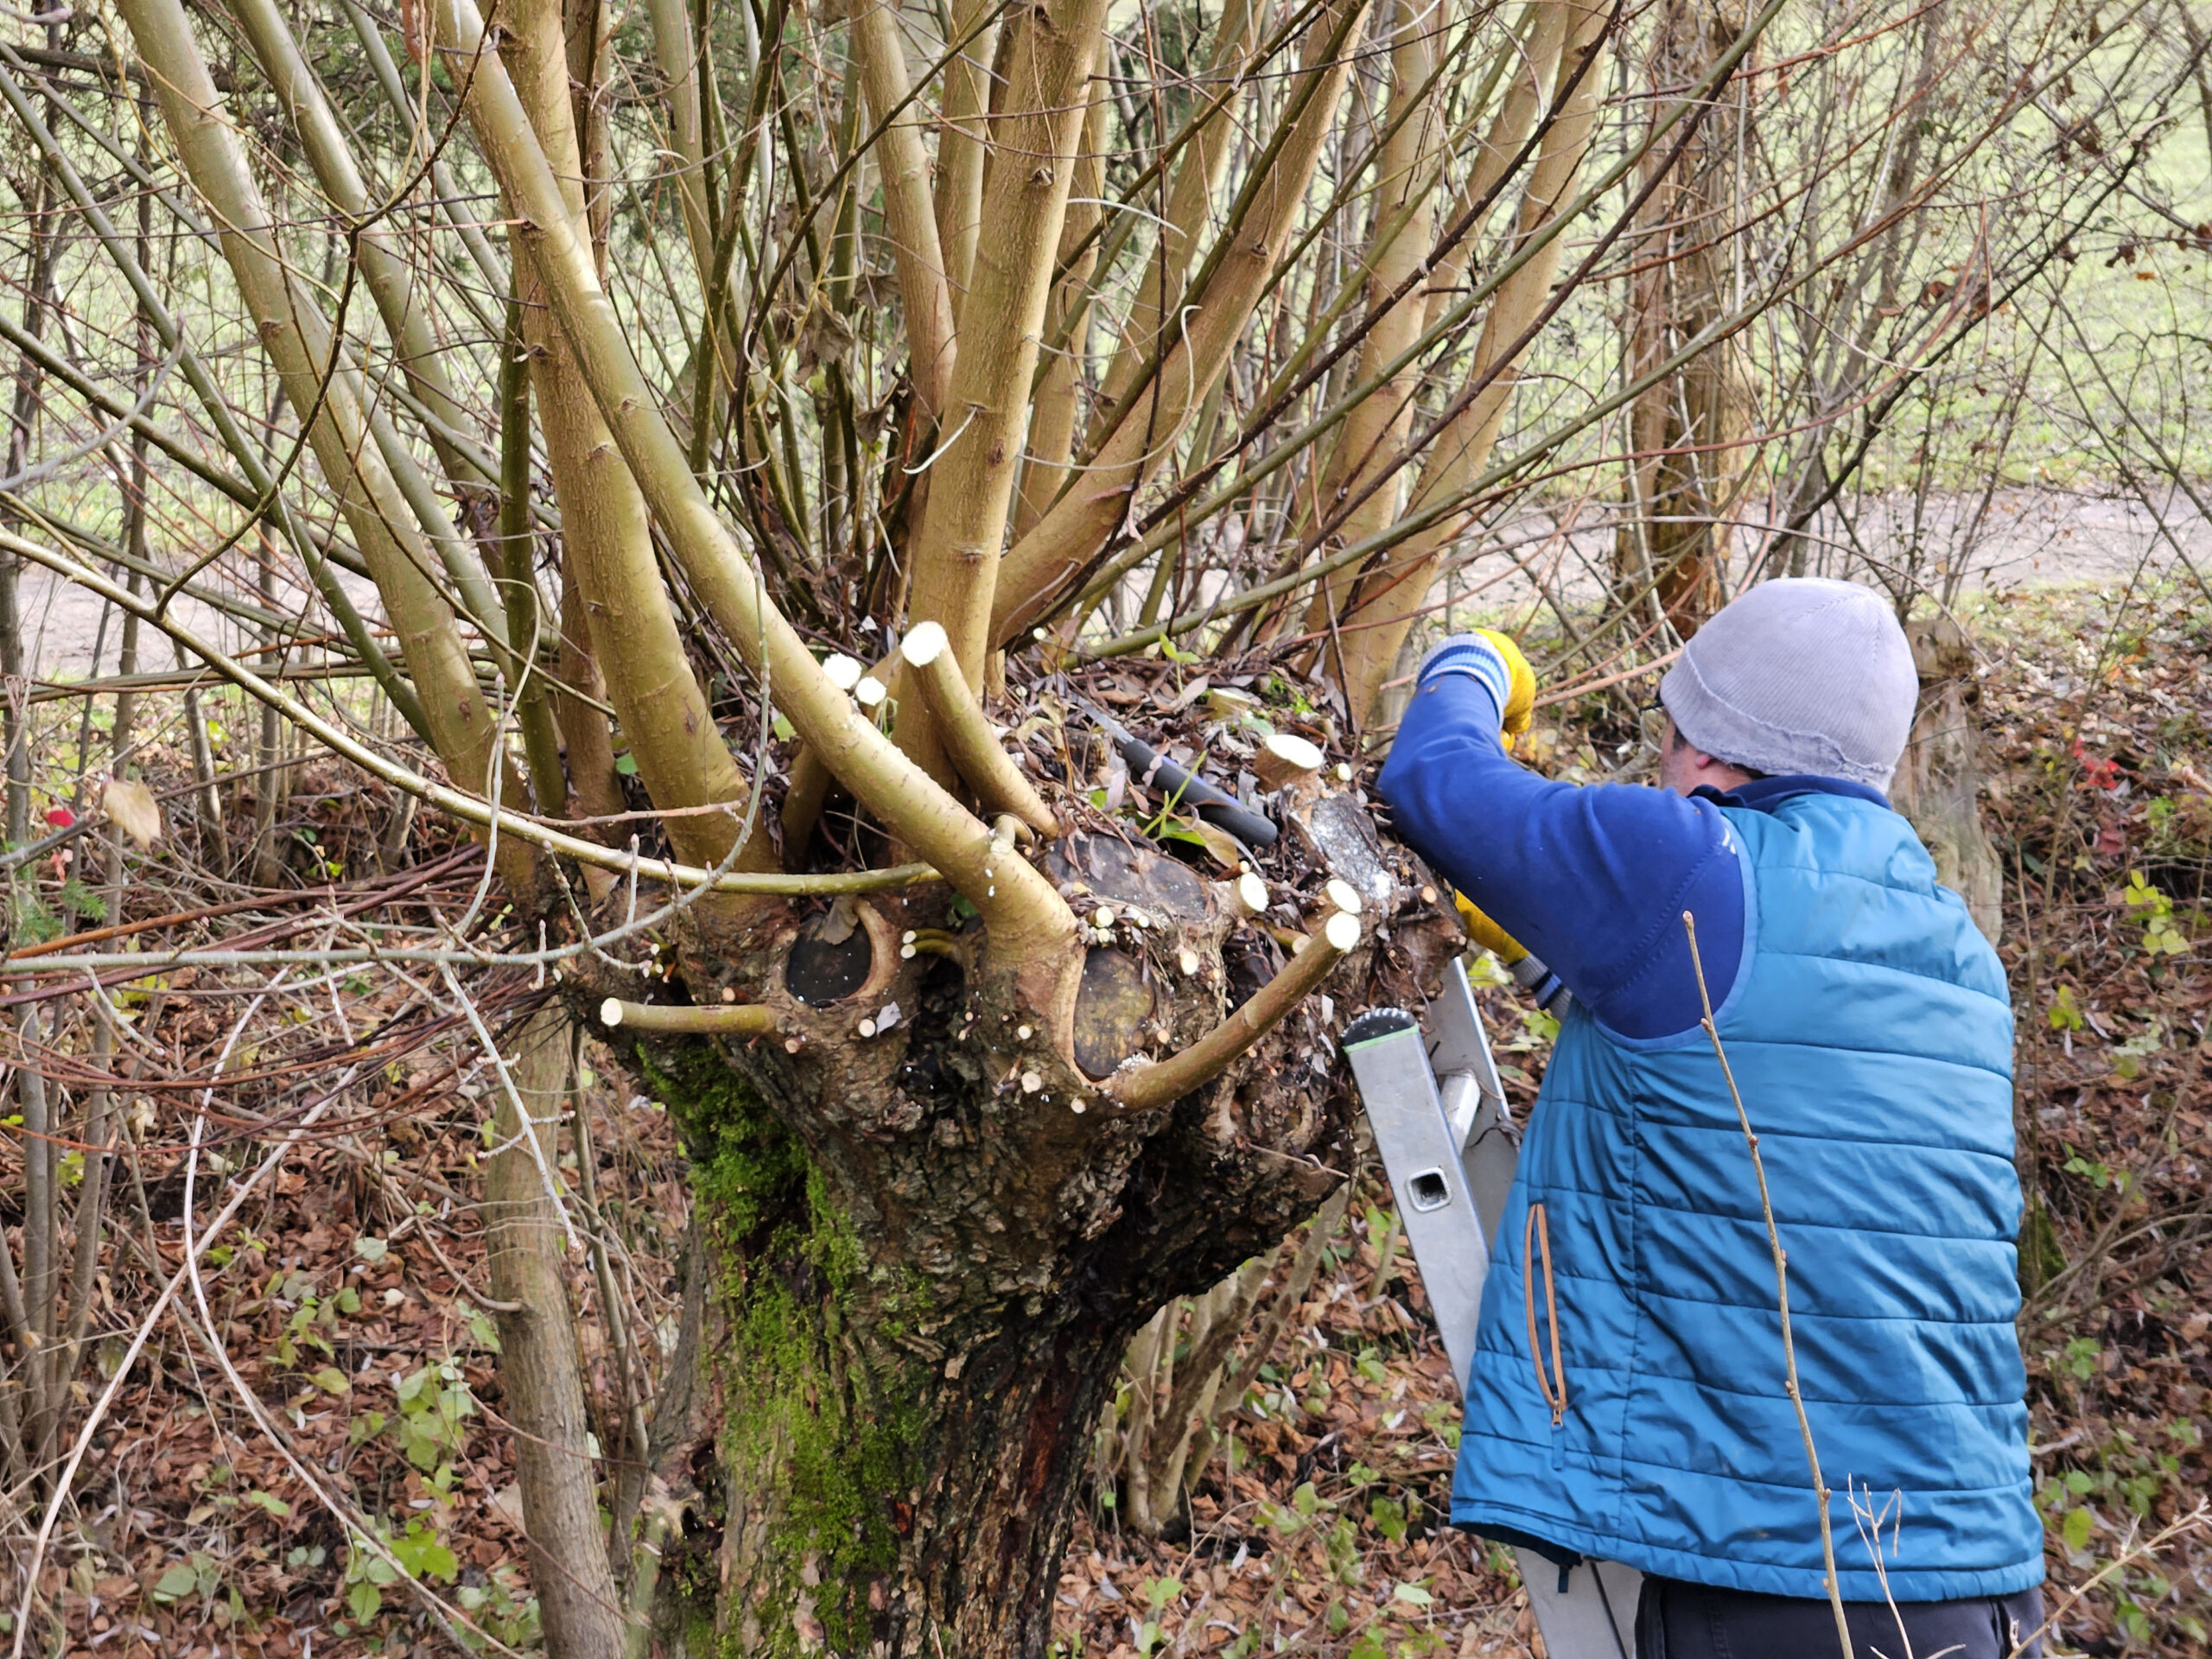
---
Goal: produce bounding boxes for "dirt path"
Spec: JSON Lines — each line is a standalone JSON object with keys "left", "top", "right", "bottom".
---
{"left": 17, "top": 487, "right": 2209, "bottom": 678}
{"left": 16, "top": 559, "right": 383, "bottom": 680}
{"left": 1452, "top": 486, "right": 2212, "bottom": 624}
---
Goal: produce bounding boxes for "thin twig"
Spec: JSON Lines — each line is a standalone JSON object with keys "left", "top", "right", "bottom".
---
{"left": 2006, "top": 1505, "right": 2212, "bottom": 1658}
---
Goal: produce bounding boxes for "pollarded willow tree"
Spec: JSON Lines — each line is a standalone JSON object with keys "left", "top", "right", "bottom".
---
{"left": 0, "top": 0, "right": 2181, "bottom": 1649}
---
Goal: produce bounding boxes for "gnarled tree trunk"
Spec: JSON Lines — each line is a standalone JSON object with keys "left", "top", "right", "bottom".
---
{"left": 1893, "top": 615, "right": 2003, "bottom": 943}
{"left": 601, "top": 823, "right": 1454, "bottom": 1655}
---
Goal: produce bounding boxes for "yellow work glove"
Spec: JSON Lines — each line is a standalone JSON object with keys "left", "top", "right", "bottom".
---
{"left": 1454, "top": 890, "right": 1529, "bottom": 965}
{"left": 1477, "top": 628, "right": 1537, "bottom": 751}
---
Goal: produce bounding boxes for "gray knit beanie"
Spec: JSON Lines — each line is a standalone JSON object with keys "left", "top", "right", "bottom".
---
{"left": 1659, "top": 578, "right": 1917, "bottom": 791}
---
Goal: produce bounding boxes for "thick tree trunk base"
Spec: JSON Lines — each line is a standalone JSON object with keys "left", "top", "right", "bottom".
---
{"left": 569, "top": 810, "right": 1458, "bottom": 1657}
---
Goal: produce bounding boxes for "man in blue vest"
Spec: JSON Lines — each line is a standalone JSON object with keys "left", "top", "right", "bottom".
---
{"left": 1376, "top": 578, "right": 2044, "bottom": 1658}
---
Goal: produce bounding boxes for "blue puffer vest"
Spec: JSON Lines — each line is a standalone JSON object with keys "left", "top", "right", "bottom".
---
{"left": 1451, "top": 791, "right": 2044, "bottom": 1601}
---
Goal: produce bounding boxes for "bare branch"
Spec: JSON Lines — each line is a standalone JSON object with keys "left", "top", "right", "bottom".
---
{"left": 599, "top": 999, "right": 781, "bottom": 1035}
{"left": 900, "top": 622, "right": 1059, "bottom": 839}
{"left": 1111, "top": 910, "right": 1360, "bottom": 1111}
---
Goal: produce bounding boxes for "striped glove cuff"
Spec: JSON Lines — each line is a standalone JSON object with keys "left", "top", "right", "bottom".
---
{"left": 1414, "top": 632, "right": 1510, "bottom": 724}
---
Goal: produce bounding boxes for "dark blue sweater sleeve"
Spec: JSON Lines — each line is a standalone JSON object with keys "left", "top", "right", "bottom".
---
{"left": 1376, "top": 674, "right": 1745, "bottom": 1041}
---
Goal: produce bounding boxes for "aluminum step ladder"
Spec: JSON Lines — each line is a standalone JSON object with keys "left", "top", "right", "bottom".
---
{"left": 1344, "top": 958, "right": 1642, "bottom": 1658}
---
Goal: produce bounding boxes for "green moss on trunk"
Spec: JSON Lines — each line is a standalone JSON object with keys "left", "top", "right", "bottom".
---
{"left": 641, "top": 1040, "right": 938, "bottom": 1655}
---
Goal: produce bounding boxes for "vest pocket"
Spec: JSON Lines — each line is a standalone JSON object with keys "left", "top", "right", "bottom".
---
{"left": 1522, "top": 1202, "right": 1569, "bottom": 1465}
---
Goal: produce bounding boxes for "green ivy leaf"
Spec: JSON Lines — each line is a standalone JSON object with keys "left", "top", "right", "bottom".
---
{"left": 2062, "top": 1504, "right": 2094, "bottom": 1552}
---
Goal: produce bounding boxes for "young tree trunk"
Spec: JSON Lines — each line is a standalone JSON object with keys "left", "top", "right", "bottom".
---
{"left": 1300, "top": 0, "right": 1457, "bottom": 669}
{"left": 0, "top": 157, "right": 53, "bottom": 852}
{"left": 992, "top": 0, "right": 1376, "bottom": 642}
{"left": 496, "top": 0, "right": 754, "bottom": 870}
{"left": 1013, "top": 95, "right": 1109, "bottom": 542}
{"left": 484, "top": 1007, "right": 627, "bottom": 1658}
{"left": 118, "top": 0, "right": 532, "bottom": 865}
{"left": 894, "top": 0, "right": 1112, "bottom": 780}
{"left": 853, "top": 0, "right": 957, "bottom": 417}
{"left": 1614, "top": 0, "right": 1750, "bottom": 637}
{"left": 1330, "top": 0, "right": 1611, "bottom": 724}
{"left": 933, "top": 0, "right": 1001, "bottom": 318}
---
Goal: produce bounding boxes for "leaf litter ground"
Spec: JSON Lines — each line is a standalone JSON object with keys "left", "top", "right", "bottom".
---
{"left": 28, "top": 579, "right": 2212, "bottom": 1657}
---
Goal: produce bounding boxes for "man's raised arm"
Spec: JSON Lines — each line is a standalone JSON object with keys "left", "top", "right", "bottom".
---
{"left": 1376, "top": 633, "right": 1747, "bottom": 1040}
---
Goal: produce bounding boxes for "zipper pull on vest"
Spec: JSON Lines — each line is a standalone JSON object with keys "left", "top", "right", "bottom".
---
{"left": 1523, "top": 1201, "right": 1569, "bottom": 1471}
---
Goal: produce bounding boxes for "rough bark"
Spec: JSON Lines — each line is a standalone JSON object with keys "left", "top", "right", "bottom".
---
{"left": 1614, "top": 0, "right": 1749, "bottom": 636}
{"left": 588, "top": 815, "right": 1459, "bottom": 1656}
{"left": 1893, "top": 615, "right": 2003, "bottom": 942}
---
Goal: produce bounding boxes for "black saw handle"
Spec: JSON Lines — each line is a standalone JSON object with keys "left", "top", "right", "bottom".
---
{"left": 1073, "top": 696, "right": 1279, "bottom": 849}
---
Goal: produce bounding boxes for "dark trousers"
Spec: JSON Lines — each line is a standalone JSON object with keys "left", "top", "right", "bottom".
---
{"left": 1633, "top": 1575, "right": 2044, "bottom": 1659}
